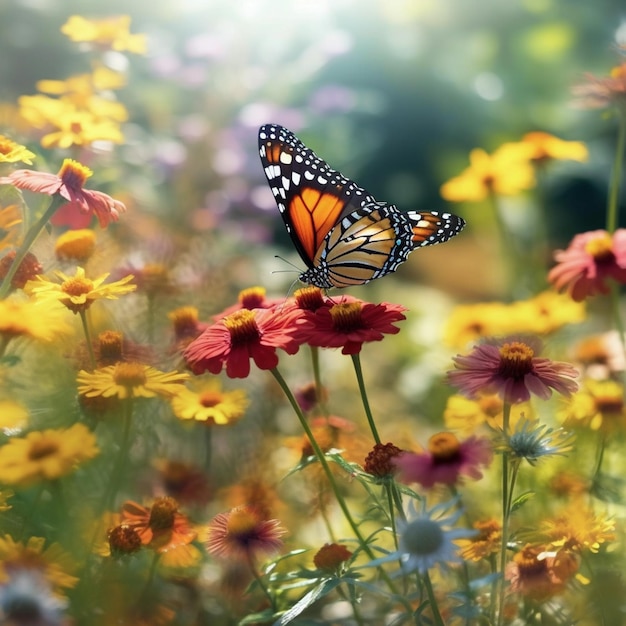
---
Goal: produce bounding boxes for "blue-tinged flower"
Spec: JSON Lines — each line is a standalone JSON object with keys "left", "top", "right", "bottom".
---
{"left": 498, "top": 418, "right": 574, "bottom": 465}
{"left": 367, "top": 500, "right": 475, "bottom": 575}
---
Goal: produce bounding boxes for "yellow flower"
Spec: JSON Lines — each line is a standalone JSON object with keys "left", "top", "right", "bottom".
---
{"left": 558, "top": 379, "right": 626, "bottom": 431}
{"left": 443, "top": 302, "right": 517, "bottom": 348}
{"left": 539, "top": 506, "right": 615, "bottom": 553}
{"left": 0, "top": 535, "right": 78, "bottom": 592}
{"left": 171, "top": 378, "right": 249, "bottom": 425}
{"left": 518, "top": 132, "right": 588, "bottom": 164}
{"left": 0, "top": 204, "right": 23, "bottom": 252}
{"left": 443, "top": 394, "right": 529, "bottom": 436}
{"left": 0, "top": 399, "right": 28, "bottom": 435}
{"left": 512, "top": 290, "right": 585, "bottom": 334}
{"left": 0, "top": 423, "right": 99, "bottom": 487}
{"left": 54, "top": 229, "right": 97, "bottom": 263}
{"left": 0, "top": 135, "right": 36, "bottom": 165}
{"left": 41, "top": 110, "right": 124, "bottom": 149}
{"left": 61, "top": 15, "right": 147, "bottom": 54}
{"left": 0, "top": 296, "right": 73, "bottom": 343}
{"left": 18, "top": 94, "right": 75, "bottom": 130}
{"left": 0, "top": 489, "right": 13, "bottom": 511}
{"left": 458, "top": 518, "right": 501, "bottom": 562}
{"left": 26, "top": 266, "right": 135, "bottom": 314}
{"left": 77, "top": 362, "right": 189, "bottom": 400}
{"left": 440, "top": 145, "right": 536, "bottom": 202}
{"left": 37, "top": 68, "right": 127, "bottom": 99}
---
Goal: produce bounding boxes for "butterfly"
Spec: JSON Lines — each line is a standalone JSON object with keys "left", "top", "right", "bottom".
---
{"left": 258, "top": 123, "right": 465, "bottom": 289}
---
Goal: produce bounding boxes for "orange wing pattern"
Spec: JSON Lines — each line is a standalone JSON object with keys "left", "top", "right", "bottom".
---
{"left": 259, "top": 124, "right": 466, "bottom": 289}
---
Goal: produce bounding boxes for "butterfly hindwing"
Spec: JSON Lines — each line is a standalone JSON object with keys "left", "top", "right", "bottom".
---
{"left": 258, "top": 124, "right": 377, "bottom": 268}
{"left": 258, "top": 124, "right": 466, "bottom": 289}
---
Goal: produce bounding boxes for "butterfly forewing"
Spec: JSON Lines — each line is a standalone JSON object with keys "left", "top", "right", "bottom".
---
{"left": 258, "top": 124, "right": 466, "bottom": 289}
{"left": 258, "top": 124, "right": 377, "bottom": 268}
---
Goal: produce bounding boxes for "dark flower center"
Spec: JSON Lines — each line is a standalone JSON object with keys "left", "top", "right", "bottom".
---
{"left": 224, "top": 310, "right": 261, "bottom": 346}
{"left": 98, "top": 330, "right": 124, "bottom": 364}
{"left": 428, "top": 432, "right": 461, "bottom": 464}
{"left": 29, "top": 440, "right": 59, "bottom": 461}
{"left": 402, "top": 519, "right": 444, "bottom": 555}
{"left": 363, "top": 442, "right": 403, "bottom": 477}
{"left": 108, "top": 524, "right": 142, "bottom": 555}
{"left": 238, "top": 286, "right": 266, "bottom": 309}
{"left": 61, "top": 276, "right": 94, "bottom": 297}
{"left": 294, "top": 287, "right": 325, "bottom": 311}
{"left": 329, "top": 302, "right": 364, "bottom": 332}
{"left": 199, "top": 391, "right": 224, "bottom": 408}
{"left": 58, "top": 158, "right": 92, "bottom": 189}
{"left": 515, "top": 545, "right": 548, "bottom": 578}
{"left": 148, "top": 496, "right": 178, "bottom": 530}
{"left": 497, "top": 342, "right": 534, "bottom": 380}
{"left": 584, "top": 233, "right": 615, "bottom": 264}
{"left": 113, "top": 362, "right": 147, "bottom": 387}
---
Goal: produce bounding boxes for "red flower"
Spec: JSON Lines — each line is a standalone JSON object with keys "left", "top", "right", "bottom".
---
{"left": 206, "top": 505, "right": 285, "bottom": 560}
{"left": 121, "top": 497, "right": 197, "bottom": 553}
{"left": 548, "top": 229, "right": 626, "bottom": 301}
{"left": 302, "top": 300, "right": 407, "bottom": 355}
{"left": 447, "top": 336, "right": 578, "bottom": 404}
{"left": 395, "top": 433, "right": 493, "bottom": 488}
{"left": 183, "top": 308, "right": 304, "bottom": 378}
{"left": 0, "top": 159, "right": 125, "bottom": 228}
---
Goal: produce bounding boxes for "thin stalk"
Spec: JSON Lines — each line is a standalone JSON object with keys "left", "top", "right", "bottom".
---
{"left": 0, "top": 196, "right": 65, "bottom": 299}
{"left": 591, "top": 430, "right": 607, "bottom": 482}
{"left": 246, "top": 552, "right": 275, "bottom": 611}
{"left": 79, "top": 309, "right": 96, "bottom": 369}
{"left": 146, "top": 293, "right": 155, "bottom": 345}
{"left": 350, "top": 353, "right": 381, "bottom": 444}
{"left": 609, "top": 283, "right": 626, "bottom": 386}
{"left": 309, "top": 346, "right": 329, "bottom": 417}
{"left": 423, "top": 570, "right": 445, "bottom": 626}
{"left": 606, "top": 105, "right": 626, "bottom": 234}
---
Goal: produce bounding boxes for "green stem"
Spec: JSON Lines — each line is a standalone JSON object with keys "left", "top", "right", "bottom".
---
{"left": 606, "top": 105, "right": 626, "bottom": 234}
{"left": 591, "top": 430, "right": 607, "bottom": 482}
{"left": 423, "top": 570, "right": 445, "bottom": 626}
{"left": 246, "top": 551, "right": 275, "bottom": 611}
{"left": 487, "top": 191, "right": 516, "bottom": 299}
{"left": 609, "top": 283, "right": 626, "bottom": 387}
{"left": 350, "top": 353, "right": 381, "bottom": 444}
{"left": 147, "top": 293, "right": 155, "bottom": 345}
{"left": 79, "top": 309, "right": 96, "bottom": 369}
{"left": 270, "top": 367, "right": 409, "bottom": 608}
{"left": 0, "top": 195, "right": 65, "bottom": 299}
{"left": 140, "top": 552, "right": 161, "bottom": 603}
{"left": 103, "top": 398, "right": 134, "bottom": 510}
{"left": 309, "top": 346, "right": 329, "bottom": 416}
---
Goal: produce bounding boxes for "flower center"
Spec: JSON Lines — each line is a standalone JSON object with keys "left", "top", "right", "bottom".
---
{"left": 478, "top": 395, "right": 503, "bottom": 418}
{"left": 0, "top": 138, "right": 16, "bottom": 156}
{"left": 238, "top": 286, "right": 266, "bottom": 309}
{"left": 148, "top": 496, "right": 178, "bottom": 530}
{"left": 595, "top": 395, "right": 624, "bottom": 415}
{"left": 98, "top": 330, "right": 124, "bottom": 364}
{"left": 428, "top": 432, "right": 461, "bottom": 463}
{"left": 223, "top": 310, "right": 261, "bottom": 346}
{"left": 226, "top": 506, "right": 260, "bottom": 538}
{"left": 294, "top": 287, "right": 325, "bottom": 311}
{"left": 584, "top": 233, "right": 615, "bottom": 262}
{"left": 514, "top": 545, "right": 548, "bottom": 578}
{"left": 199, "top": 390, "right": 224, "bottom": 407}
{"left": 58, "top": 158, "right": 93, "bottom": 188}
{"left": 402, "top": 519, "right": 444, "bottom": 555}
{"left": 329, "top": 302, "right": 364, "bottom": 332}
{"left": 473, "top": 518, "right": 501, "bottom": 542}
{"left": 169, "top": 306, "right": 200, "bottom": 338}
{"left": 28, "top": 439, "right": 59, "bottom": 461}
{"left": 61, "top": 276, "right": 94, "bottom": 297}
{"left": 108, "top": 524, "right": 142, "bottom": 555}
{"left": 497, "top": 341, "right": 535, "bottom": 380}
{"left": 113, "top": 362, "right": 147, "bottom": 387}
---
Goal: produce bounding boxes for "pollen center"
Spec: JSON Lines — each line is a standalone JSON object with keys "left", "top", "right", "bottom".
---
{"left": 428, "top": 432, "right": 461, "bottom": 463}
{"left": 113, "top": 362, "right": 147, "bottom": 387}
{"left": 584, "top": 233, "right": 614, "bottom": 262}
{"left": 238, "top": 286, "right": 266, "bottom": 309}
{"left": 294, "top": 287, "right": 325, "bottom": 311}
{"left": 497, "top": 342, "right": 534, "bottom": 380}
{"left": 61, "top": 277, "right": 94, "bottom": 296}
{"left": 402, "top": 519, "right": 444, "bottom": 555}
{"left": 199, "top": 391, "right": 224, "bottom": 408}
{"left": 28, "top": 439, "right": 59, "bottom": 461}
{"left": 227, "top": 507, "right": 259, "bottom": 537}
{"left": 58, "top": 158, "right": 93, "bottom": 188}
{"left": 329, "top": 302, "right": 364, "bottom": 332}
{"left": 98, "top": 330, "right": 124, "bottom": 363}
{"left": 223, "top": 310, "right": 260, "bottom": 345}
{"left": 148, "top": 496, "right": 178, "bottom": 530}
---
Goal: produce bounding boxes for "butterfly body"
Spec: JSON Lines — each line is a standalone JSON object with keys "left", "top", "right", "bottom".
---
{"left": 259, "top": 124, "right": 465, "bottom": 289}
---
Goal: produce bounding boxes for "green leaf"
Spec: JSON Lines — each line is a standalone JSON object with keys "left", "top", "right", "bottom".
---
{"left": 272, "top": 579, "right": 342, "bottom": 626}
{"left": 510, "top": 490, "right": 535, "bottom": 513}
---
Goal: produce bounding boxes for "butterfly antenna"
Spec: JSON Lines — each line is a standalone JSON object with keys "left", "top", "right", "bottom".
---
{"left": 274, "top": 254, "right": 303, "bottom": 272}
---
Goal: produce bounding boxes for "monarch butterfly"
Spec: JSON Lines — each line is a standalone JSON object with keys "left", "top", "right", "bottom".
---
{"left": 258, "top": 124, "right": 465, "bottom": 289}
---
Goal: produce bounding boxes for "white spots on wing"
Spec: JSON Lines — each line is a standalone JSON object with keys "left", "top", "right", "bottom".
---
{"left": 317, "top": 176, "right": 327, "bottom": 185}
{"left": 304, "top": 170, "right": 315, "bottom": 180}
{"left": 280, "top": 151, "right": 293, "bottom": 165}
{"left": 282, "top": 176, "right": 290, "bottom": 190}
{"left": 292, "top": 172, "right": 301, "bottom": 186}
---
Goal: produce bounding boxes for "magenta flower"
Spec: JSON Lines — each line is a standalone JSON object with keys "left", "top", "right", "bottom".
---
{"left": 447, "top": 336, "right": 579, "bottom": 404}
{"left": 395, "top": 433, "right": 493, "bottom": 488}
{"left": 548, "top": 229, "right": 626, "bottom": 302}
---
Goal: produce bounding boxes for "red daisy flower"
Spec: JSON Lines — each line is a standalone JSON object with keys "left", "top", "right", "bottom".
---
{"left": 395, "top": 432, "right": 493, "bottom": 488}
{"left": 120, "top": 497, "right": 197, "bottom": 553}
{"left": 302, "top": 300, "right": 407, "bottom": 355}
{"left": 548, "top": 229, "right": 626, "bottom": 302}
{"left": 447, "top": 336, "right": 578, "bottom": 404}
{"left": 183, "top": 307, "right": 304, "bottom": 378}
{"left": 0, "top": 159, "right": 125, "bottom": 228}
{"left": 206, "top": 505, "right": 285, "bottom": 560}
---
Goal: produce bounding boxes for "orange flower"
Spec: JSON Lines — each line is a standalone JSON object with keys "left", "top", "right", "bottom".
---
{"left": 120, "top": 497, "right": 197, "bottom": 554}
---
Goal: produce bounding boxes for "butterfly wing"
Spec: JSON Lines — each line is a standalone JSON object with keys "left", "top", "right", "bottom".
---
{"left": 302, "top": 205, "right": 466, "bottom": 288}
{"left": 258, "top": 124, "right": 378, "bottom": 269}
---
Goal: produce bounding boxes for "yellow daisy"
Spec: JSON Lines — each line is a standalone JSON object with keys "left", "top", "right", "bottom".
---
{"left": 458, "top": 518, "right": 501, "bottom": 562}
{"left": 0, "top": 135, "right": 36, "bottom": 165}
{"left": 0, "top": 423, "right": 99, "bottom": 487}
{"left": 54, "top": 229, "right": 97, "bottom": 263}
{"left": 518, "top": 131, "right": 588, "bottom": 164}
{"left": 26, "top": 266, "right": 135, "bottom": 314}
{"left": 0, "top": 204, "right": 22, "bottom": 252}
{"left": 443, "top": 301, "right": 516, "bottom": 348}
{"left": 0, "top": 296, "right": 73, "bottom": 343}
{"left": 0, "top": 399, "right": 28, "bottom": 434}
{"left": 440, "top": 144, "right": 536, "bottom": 202}
{"left": 512, "top": 290, "right": 586, "bottom": 335}
{"left": 60, "top": 15, "right": 147, "bottom": 54}
{"left": 170, "top": 378, "right": 249, "bottom": 425}
{"left": 558, "top": 379, "right": 626, "bottom": 431}
{"left": 0, "top": 535, "right": 78, "bottom": 592}
{"left": 539, "top": 506, "right": 615, "bottom": 553}
{"left": 77, "top": 362, "right": 189, "bottom": 400}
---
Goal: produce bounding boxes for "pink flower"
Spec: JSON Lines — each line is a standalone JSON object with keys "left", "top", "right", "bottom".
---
{"left": 447, "top": 336, "right": 579, "bottom": 404}
{"left": 548, "top": 229, "right": 626, "bottom": 302}
{"left": 0, "top": 159, "right": 125, "bottom": 228}
{"left": 395, "top": 433, "right": 493, "bottom": 488}
{"left": 183, "top": 308, "right": 305, "bottom": 378}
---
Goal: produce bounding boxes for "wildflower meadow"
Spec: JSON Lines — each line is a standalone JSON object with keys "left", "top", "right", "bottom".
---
{"left": 1, "top": 3, "right": 626, "bottom": 625}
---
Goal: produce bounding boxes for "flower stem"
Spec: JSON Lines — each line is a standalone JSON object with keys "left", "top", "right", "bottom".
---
{"left": 79, "top": 309, "right": 96, "bottom": 369}
{"left": 606, "top": 105, "right": 626, "bottom": 234}
{"left": 0, "top": 195, "right": 65, "bottom": 299}
{"left": 246, "top": 551, "right": 275, "bottom": 611}
{"left": 423, "top": 570, "right": 445, "bottom": 626}
{"left": 270, "top": 367, "right": 409, "bottom": 608}
{"left": 350, "top": 353, "right": 381, "bottom": 444}
{"left": 103, "top": 398, "right": 134, "bottom": 510}
{"left": 309, "top": 345, "right": 329, "bottom": 416}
